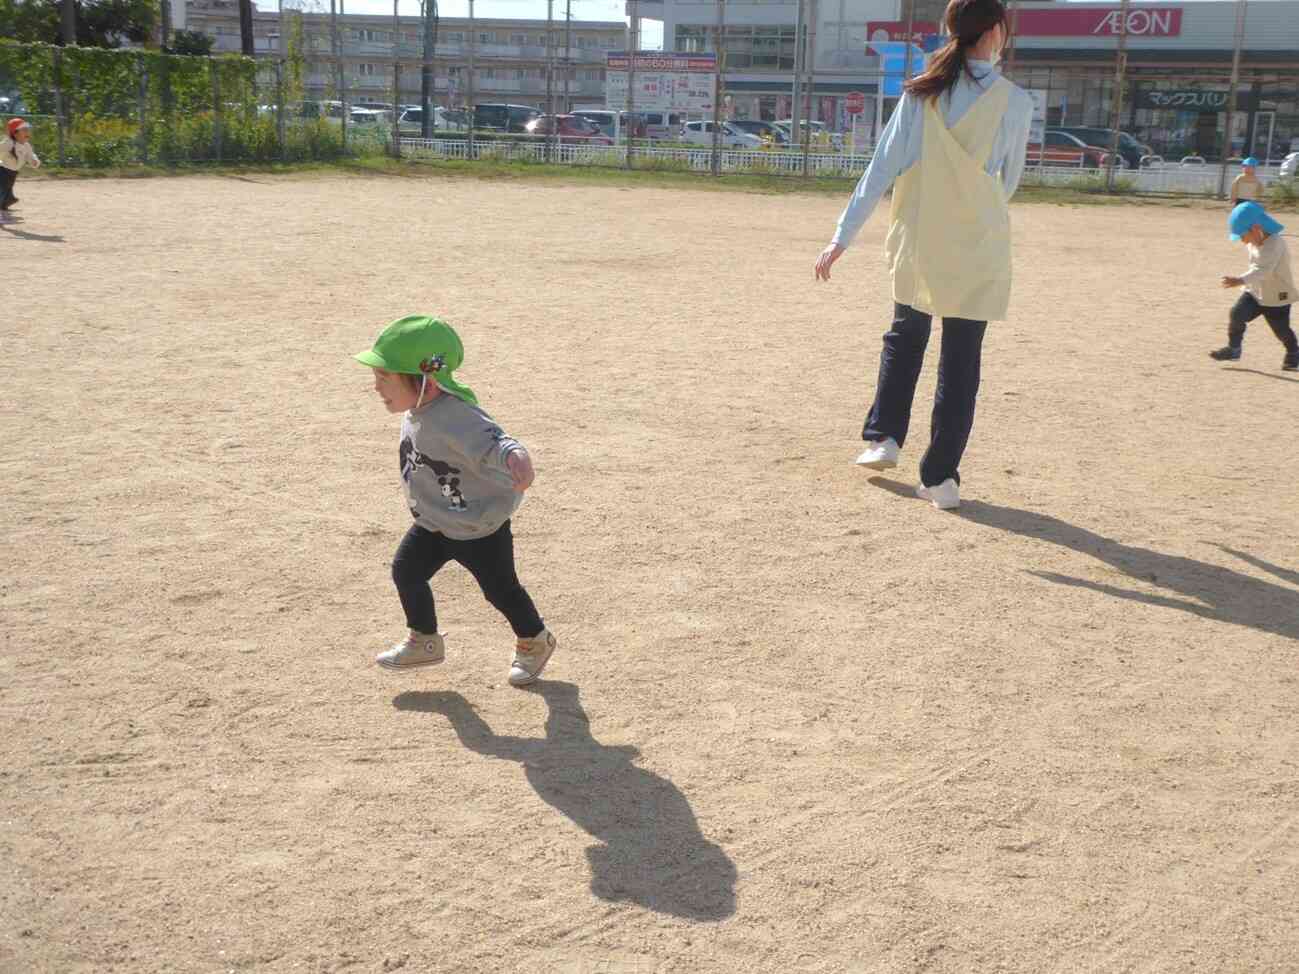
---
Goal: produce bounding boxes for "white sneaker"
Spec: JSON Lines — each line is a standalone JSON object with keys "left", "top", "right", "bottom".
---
{"left": 916, "top": 479, "right": 960, "bottom": 510}
{"left": 509, "top": 629, "right": 557, "bottom": 687}
{"left": 855, "top": 438, "right": 900, "bottom": 470}
{"left": 376, "top": 631, "right": 446, "bottom": 670}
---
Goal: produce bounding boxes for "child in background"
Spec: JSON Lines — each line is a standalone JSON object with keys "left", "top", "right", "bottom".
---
{"left": 1230, "top": 157, "right": 1265, "bottom": 206}
{"left": 1, "top": 118, "right": 41, "bottom": 223}
{"left": 1211, "top": 201, "right": 1297, "bottom": 372}
{"left": 355, "top": 315, "right": 558, "bottom": 686}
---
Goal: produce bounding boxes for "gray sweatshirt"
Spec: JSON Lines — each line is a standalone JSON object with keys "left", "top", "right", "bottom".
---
{"left": 398, "top": 394, "right": 527, "bottom": 540}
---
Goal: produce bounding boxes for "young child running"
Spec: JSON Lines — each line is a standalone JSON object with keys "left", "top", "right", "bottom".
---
{"left": 1210, "top": 201, "right": 1297, "bottom": 372}
{"left": 1, "top": 117, "right": 42, "bottom": 223}
{"left": 354, "top": 315, "right": 558, "bottom": 686}
{"left": 1230, "top": 157, "right": 1265, "bottom": 206}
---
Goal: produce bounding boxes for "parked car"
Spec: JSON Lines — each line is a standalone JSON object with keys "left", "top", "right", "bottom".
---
{"left": 570, "top": 109, "right": 647, "bottom": 139}
{"left": 1052, "top": 126, "right": 1145, "bottom": 169}
{"left": 633, "top": 110, "right": 686, "bottom": 140}
{"left": 728, "top": 119, "right": 789, "bottom": 144}
{"left": 473, "top": 103, "right": 540, "bottom": 133}
{"left": 771, "top": 119, "right": 844, "bottom": 149}
{"left": 349, "top": 107, "right": 391, "bottom": 127}
{"left": 1280, "top": 152, "right": 1298, "bottom": 181}
{"left": 680, "top": 120, "right": 763, "bottom": 148}
{"left": 524, "top": 114, "right": 613, "bottom": 145}
{"left": 398, "top": 106, "right": 468, "bottom": 134}
{"left": 1043, "top": 130, "right": 1124, "bottom": 169}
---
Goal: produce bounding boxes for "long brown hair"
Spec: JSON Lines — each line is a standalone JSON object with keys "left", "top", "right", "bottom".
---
{"left": 903, "top": 0, "right": 1009, "bottom": 102}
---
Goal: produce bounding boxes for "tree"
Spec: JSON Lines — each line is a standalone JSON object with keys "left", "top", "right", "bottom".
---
{"left": 0, "top": 0, "right": 156, "bottom": 47}
{"left": 168, "top": 28, "right": 213, "bottom": 55}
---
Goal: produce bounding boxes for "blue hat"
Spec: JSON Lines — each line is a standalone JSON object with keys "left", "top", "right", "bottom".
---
{"left": 1242, "top": 156, "right": 1259, "bottom": 167}
{"left": 1228, "top": 201, "right": 1284, "bottom": 241}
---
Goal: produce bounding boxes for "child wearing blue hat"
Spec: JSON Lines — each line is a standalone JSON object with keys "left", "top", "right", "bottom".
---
{"left": 1230, "top": 158, "right": 1265, "bottom": 206}
{"left": 1211, "top": 201, "right": 1297, "bottom": 372}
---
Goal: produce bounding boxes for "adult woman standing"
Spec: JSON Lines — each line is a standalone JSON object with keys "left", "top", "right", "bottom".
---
{"left": 815, "top": 0, "right": 1033, "bottom": 510}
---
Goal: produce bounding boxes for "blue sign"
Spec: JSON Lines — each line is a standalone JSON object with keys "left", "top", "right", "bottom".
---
{"left": 869, "top": 40, "right": 929, "bottom": 97}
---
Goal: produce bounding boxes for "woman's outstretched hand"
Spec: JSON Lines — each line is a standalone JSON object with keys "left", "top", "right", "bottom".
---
{"left": 815, "top": 243, "right": 845, "bottom": 281}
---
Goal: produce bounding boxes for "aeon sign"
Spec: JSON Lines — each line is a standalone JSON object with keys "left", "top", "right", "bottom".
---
{"left": 1090, "top": 9, "right": 1182, "bottom": 36}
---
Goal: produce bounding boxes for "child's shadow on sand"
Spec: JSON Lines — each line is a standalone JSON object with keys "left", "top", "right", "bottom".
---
{"left": 393, "top": 681, "right": 737, "bottom": 921}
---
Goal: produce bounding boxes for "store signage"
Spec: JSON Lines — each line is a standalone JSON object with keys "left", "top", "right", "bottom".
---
{"left": 605, "top": 52, "right": 717, "bottom": 113}
{"left": 845, "top": 91, "right": 866, "bottom": 115}
{"left": 867, "top": 8, "right": 1182, "bottom": 41}
{"left": 1134, "top": 88, "right": 1258, "bottom": 111}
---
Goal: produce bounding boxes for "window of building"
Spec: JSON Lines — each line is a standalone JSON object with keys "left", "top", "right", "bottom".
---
{"left": 358, "top": 63, "right": 379, "bottom": 76}
{"left": 512, "top": 33, "right": 526, "bottom": 45}
{"left": 447, "top": 32, "right": 464, "bottom": 43}
{"left": 479, "top": 32, "right": 493, "bottom": 44}
{"left": 675, "top": 26, "right": 708, "bottom": 53}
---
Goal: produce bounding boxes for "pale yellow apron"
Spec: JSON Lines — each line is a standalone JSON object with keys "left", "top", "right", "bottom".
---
{"left": 885, "top": 78, "right": 1013, "bottom": 321}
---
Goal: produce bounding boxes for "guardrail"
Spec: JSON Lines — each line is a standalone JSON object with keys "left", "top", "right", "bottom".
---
{"left": 402, "top": 137, "right": 1287, "bottom": 197}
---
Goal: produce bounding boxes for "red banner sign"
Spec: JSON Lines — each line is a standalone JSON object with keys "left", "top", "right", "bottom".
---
{"left": 845, "top": 92, "right": 866, "bottom": 114}
{"left": 867, "top": 7, "right": 1183, "bottom": 41}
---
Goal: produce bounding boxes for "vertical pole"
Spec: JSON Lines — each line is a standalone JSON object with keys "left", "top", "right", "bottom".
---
{"left": 625, "top": 0, "right": 638, "bottom": 169}
{"left": 1005, "top": 0, "right": 1019, "bottom": 79}
{"left": 467, "top": 0, "right": 476, "bottom": 157}
{"left": 902, "top": 0, "right": 914, "bottom": 82}
{"left": 802, "top": 0, "right": 817, "bottom": 177}
{"left": 240, "top": 0, "right": 256, "bottom": 56}
{"left": 563, "top": 0, "right": 572, "bottom": 114}
{"left": 1218, "top": 0, "right": 1248, "bottom": 197}
{"left": 791, "top": 0, "right": 804, "bottom": 147}
{"left": 61, "top": 0, "right": 77, "bottom": 45}
{"left": 392, "top": 0, "right": 401, "bottom": 155}
{"left": 421, "top": 0, "right": 436, "bottom": 139}
{"left": 340, "top": 0, "right": 349, "bottom": 150}
{"left": 212, "top": 59, "right": 223, "bottom": 162}
{"left": 547, "top": 0, "right": 555, "bottom": 161}
{"left": 1105, "top": 0, "right": 1130, "bottom": 190}
{"left": 276, "top": 58, "right": 287, "bottom": 160}
{"left": 711, "top": 0, "right": 725, "bottom": 176}
{"left": 160, "top": 0, "right": 172, "bottom": 49}
{"left": 53, "top": 48, "right": 66, "bottom": 166}
{"left": 138, "top": 55, "right": 149, "bottom": 164}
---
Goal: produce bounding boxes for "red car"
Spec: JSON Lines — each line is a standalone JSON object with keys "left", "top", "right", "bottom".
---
{"left": 1027, "top": 130, "right": 1123, "bottom": 169}
{"left": 524, "top": 114, "right": 614, "bottom": 145}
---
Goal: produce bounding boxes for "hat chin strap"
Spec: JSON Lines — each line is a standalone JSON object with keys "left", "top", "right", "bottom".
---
{"left": 415, "top": 373, "right": 428, "bottom": 411}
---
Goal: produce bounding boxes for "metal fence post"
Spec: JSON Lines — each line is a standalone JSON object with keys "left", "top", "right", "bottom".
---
{"left": 53, "top": 47, "right": 67, "bottom": 166}
{"left": 276, "top": 59, "right": 287, "bottom": 161}
{"left": 392, "top": 62, "right": 402, "bottom": 158}
{"left": 138, "top": 55, "right": 149, "bottom": 165}
{"left": 211, "top": 60, "right": 223, "bottom": 163}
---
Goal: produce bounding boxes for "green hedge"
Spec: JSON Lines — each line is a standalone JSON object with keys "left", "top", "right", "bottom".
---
{"left": 0, "top": 40, "right": 380, "bottom": 166}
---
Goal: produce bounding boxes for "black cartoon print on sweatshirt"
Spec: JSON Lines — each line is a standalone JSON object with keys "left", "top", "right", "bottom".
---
{"left": 399, "top": 436, "right": 469, "bottom": 515}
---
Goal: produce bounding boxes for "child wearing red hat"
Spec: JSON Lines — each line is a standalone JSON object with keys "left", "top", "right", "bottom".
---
{"left": 1, "top": 118, "right": 41, "bottom": 223}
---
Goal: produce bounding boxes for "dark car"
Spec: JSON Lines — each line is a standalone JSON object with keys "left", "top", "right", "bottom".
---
{"left": 1052, "top": 127, "right": 1145, "bottom": 169}
{"left": 524, "top": 114, "right": 613, "bottom": 145}
{"left": 473, "top": 103, "right": 540, "bottom": 133}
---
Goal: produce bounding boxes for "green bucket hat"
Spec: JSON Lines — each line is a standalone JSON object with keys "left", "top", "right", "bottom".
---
{"left": 354, "top": 315, "right": 478, "bottom": 405}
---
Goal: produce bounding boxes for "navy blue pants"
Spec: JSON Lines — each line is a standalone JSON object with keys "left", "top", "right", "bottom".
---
{"left": 1228, "top": 293, "right": 1297, "bottom": 355}
{"left": 392, "top": 520, "right": 544, "bottom": 638}
{"left": 862, "top": 303, "right": 988, "bottom": 487}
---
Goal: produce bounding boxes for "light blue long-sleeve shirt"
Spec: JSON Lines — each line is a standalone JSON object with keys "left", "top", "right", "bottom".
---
{"left": 832, "top": 60, "right": 1034, "bottom": 249}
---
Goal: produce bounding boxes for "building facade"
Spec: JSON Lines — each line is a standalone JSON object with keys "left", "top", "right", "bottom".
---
{"left": 186, "top": 0, "right": 625, "bottom": 111}
{"left": 634, "top": 0, "right": 1298, "bottom": 159}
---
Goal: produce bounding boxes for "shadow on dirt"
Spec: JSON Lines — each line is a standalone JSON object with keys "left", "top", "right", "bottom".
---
{"left": 393, "top": 681, "right": 737, "bottom": 920}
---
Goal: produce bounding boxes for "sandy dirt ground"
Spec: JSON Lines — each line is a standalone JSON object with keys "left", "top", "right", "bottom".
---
{"left": 2, "top": 172, "right": 1298, "bottom": 974}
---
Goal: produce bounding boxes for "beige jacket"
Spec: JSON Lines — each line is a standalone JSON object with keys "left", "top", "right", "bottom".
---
{"left": 1231, "top": 174, "right": 1264, "bottom": 203}
{"left": 0, "top": 138, "right": 41, "bottom": 172}
{"left": 1241, "top": 233, "right": 1295, "bottom": 307}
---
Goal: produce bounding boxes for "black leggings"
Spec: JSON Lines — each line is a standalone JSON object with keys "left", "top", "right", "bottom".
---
{"left": 1229, "top": 293, "right": 1297, "bottom": 355}
{"left": 0, "top": 168, "right": 17, "bottom": 210}
{"left": 391, "top": 520, "right": 543, "bottom": 638}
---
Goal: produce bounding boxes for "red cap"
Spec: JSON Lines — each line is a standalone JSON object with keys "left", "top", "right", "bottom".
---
{"left": 7, "top": 118, "right": 30, "bottom": 137}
